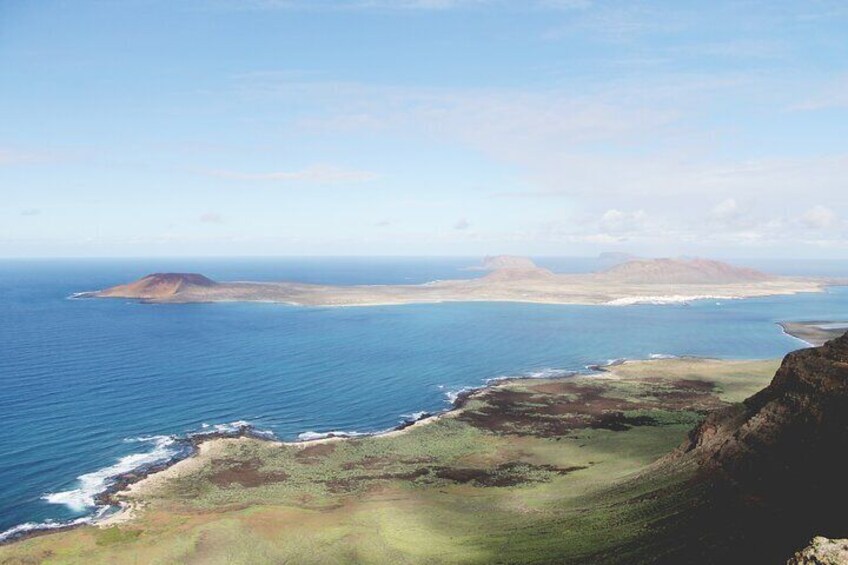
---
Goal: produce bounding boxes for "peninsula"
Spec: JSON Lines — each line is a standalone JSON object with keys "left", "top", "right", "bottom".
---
{"left": 780, "top": 320, "right": 848, "bottom": 346}
{"left": 82, "top": 256, "right": 830, "bottom": 307}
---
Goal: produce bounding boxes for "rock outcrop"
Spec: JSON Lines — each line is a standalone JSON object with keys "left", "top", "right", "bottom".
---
{"left": 788, "top": 537, "right": 848, "bottom": 565}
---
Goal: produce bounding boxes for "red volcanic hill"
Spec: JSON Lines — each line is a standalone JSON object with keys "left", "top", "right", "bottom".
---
{"left": 477, "top": 255, "right": 540, "bottom": 271}
{"left": 601, "top": 258, "right": 772, "bottom": 284}
{"left": 97, "top": 273, "right": 217, "bottom": 299}
{"left": 477, "top": 256, "right": 555, "bottom": 281}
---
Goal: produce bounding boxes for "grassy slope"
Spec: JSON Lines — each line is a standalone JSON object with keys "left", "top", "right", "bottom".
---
{"left": 0, "top": 359, "right": 778, "bottom": 565}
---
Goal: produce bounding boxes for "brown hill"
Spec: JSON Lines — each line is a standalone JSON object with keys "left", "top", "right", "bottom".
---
{"left": 97, "top": 273, "right": 217, "bottom": 299}
{"left": 601, "top": 258, "right": 772, "bottom": 284}
{"left": 470, "top": 255, "right": 555, "bottom": 281}
{"left": 477, "top": 255, "right": 540, "bottom": 271}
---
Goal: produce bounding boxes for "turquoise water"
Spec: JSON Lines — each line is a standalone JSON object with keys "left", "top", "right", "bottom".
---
{"left": 2, "top": 258, "right": 848, "bottom": 538}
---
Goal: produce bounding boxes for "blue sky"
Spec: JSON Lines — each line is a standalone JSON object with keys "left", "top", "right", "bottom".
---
{"left": 1, "top": 0, "right": 847, "bottom": 257}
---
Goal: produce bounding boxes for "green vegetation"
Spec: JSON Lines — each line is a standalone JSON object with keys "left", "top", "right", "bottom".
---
{"left": 0, "top": 358, "right": 778, "bottom": 564}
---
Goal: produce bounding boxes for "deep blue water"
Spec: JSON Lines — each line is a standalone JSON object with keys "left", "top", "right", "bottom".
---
{"left": 2, "top": 257, "right": 848, "bottom": 537}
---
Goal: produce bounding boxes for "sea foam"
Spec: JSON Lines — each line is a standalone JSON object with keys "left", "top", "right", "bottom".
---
{"left": 0, "top": 514, "right": 101, "bottom": 543}
{"left": 297, "top": 430, "right": 369, "bottom": 441}
{"left": 42, "top": 435, "right": 179, "bottom": 512}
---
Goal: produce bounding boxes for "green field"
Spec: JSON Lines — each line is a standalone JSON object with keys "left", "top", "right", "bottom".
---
{"left": 0, "top": 358, "right": 778, "bottom": 565}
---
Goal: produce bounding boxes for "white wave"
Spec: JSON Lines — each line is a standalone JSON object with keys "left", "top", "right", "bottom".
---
{"left": 400, "top": 411, "right": 430, "bottom": 422}
{"left": 444, "top": 386, "right": 476, "bottom": 405}
{"left": 296, "top": 430, "right": 367, "bottom": 441}
{"left": 210, "top": 420, "right": 251, "bottom": 433}
{"left": 606, "top": 295, "right": 736, "bottom": 306}
{"left": 42, "top": 435, "right": 178, "bottom": 512}
{"left": 196, "top": 420, "right": 275, "bottom": 438}
{"left": 0, "top": 515, "right": 92, "bottom": 543}
{"left": 484, "top": 367, "right": 576, "bottom": 386}
{"left": 584, "top": 358, "right": 627, "bottom": 370}
{"left": 0, "top": 503, "right": 114, "bottom": 543}
{"left": 66, "top": 291, "right": 94, "bottom": 300}
{"left": 649, "top": 353, "right": 679, "bottom": 359}
{"left": 526, "top": 368, "right": 575, "bottom": 379}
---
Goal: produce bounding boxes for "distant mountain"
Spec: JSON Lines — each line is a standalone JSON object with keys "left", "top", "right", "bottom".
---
{"left": 601, "top": 258, "right": 772, "bottom": 284}
{"left": 97, "top": 273, "right": 217, "bottom": 299}
{"left": 470, "top": 255, "right": 542, "bottom": 271}
{"left": 595, "top": 251, "right": 640, "bottom": 270}
{"left": 88, "top": 255, "right": 823, "bottom": 307}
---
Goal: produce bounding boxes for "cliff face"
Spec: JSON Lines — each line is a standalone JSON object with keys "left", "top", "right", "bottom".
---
{"left": 684, "top": 332, "right": 848, "bottom": 482}
{"left": 673, "top": 332, "right": 848, "bottom": 562}
{"left": 97, "top": 273, "right": 217, "bottom": 299}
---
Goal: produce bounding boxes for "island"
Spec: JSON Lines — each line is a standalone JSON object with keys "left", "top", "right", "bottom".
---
{"left": 4, "top": 334, "right": 848, "bottom": 563}
{"left": 79, "top": 256, "right": 832, "bottom": 307}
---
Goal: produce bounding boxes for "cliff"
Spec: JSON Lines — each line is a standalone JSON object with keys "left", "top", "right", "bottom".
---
{"left": 667, "top": 332, "right": 848, "bottom": 562}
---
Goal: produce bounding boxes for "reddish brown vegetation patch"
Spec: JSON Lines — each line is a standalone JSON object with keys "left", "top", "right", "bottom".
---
{"left": 457, "top": 379, "right": 724, "bottom": 438}
{"left": 294, "top": 443, "right": 337, "bottom": 462}
{"left": 208, "top": 459, "right": 289, "bottom": 488}
{"left": 432, "top": 462, "right": 587, "bottom": 487}
{"left": 319, "top": 462, "right": 586, "bottom": 493}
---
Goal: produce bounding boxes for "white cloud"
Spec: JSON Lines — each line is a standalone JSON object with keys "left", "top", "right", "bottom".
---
{"left": 599, "top": 209, "right": 647, "bottom": 233}
{"left": 212, "top": 0, "right": 590, "bottom": 11}
{"left": 0, "top": 149, "right": 41, "bottom": 165}
{"left": 199, "top": 212, "right": 225, "bottom": 224}
{"left": 710, "top": 198, "right": 740, "bottom": 221}
{"left": 801, "top": 205, "right": 838, "bottom": 230}
{"left": 790, "top": 76, "right": 848, "bottom": 111}
{"left": 222, "top": 70, "right": 848, "bottom": 256}
{"left": 207, "top": 164, "right": 379, "bottom": 183}
{"left": 454, "top": 217, "right": 470, "bottom": 230}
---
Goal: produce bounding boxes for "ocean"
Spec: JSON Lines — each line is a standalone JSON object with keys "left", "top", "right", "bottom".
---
{"left": 2, "top": 257, "right": 848, "bottom": 539}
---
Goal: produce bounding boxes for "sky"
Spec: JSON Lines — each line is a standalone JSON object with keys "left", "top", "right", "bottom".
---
{"left": 1, "top": 0, "right": 847, "bottom": 258}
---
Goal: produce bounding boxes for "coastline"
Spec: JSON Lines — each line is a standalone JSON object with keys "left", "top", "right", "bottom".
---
{"left": 93, "top": 381, "right": 498, "bottom": 525}
{"left": 78, "top": 283, "right": 831, "bottom": 308}
{"left": 778, "top": 320, "right": 848, "bottom": 347}
{"left": 32, "top": 355, "right": 762, "bottom": 537}
{"left": 0, "top": 354, "right": 687, "bottom": 544}
{"left": 0, "top": 328, "right": 814, "bottom": 547}
{"left": 0, "top": 354, "right": 786, "bottom": 563}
